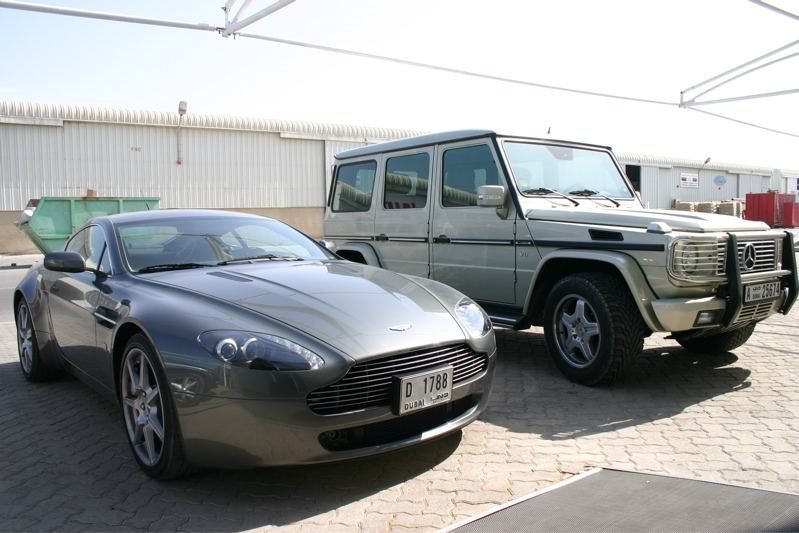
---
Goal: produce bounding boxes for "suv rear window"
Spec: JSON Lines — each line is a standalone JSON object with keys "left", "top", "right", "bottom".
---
{"left": 331, "top": 161, "right": 377, "bottom": 212}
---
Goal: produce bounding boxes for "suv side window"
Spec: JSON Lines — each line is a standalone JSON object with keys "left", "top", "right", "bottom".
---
{"left": 331, "top": 160, "right": 377, "bottom": 212}
{"left": 66, "top": 226, "right": 111, "bottom": 273}
{"left": 442, "top": 144, "right": 499, "bottom": 207}
{"left": 384, "top": 153, "right": 429, "bottom": 209}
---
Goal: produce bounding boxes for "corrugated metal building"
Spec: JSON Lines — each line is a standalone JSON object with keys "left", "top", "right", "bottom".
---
{"left": 615, "top": 152, "right": 798, "bottom": 209}
{"left": 0, "top": 101, "right": 420, "bottom": 252}
{"left": 2, "top": 100, "right": 798, "bottom": 253}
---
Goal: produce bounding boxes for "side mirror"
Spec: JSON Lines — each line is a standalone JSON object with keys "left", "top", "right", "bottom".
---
{"left": 44, "top": 251, "right": 86, "bottom": 273}
{"left": 477, "top": 185, "right": 506, "bottom": 208}
{"left": 318, "top": 239, "right": 336, "bottom": 252}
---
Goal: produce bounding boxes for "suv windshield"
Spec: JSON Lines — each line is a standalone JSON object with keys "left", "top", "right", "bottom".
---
{"left": 118, "top": 216, "right": 333, "bottom": 273}
{"left": 503, "top": 142, "right": 633, "bottom": 199}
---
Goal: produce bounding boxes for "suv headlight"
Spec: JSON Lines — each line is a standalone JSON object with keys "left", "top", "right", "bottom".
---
{"left": 198, "top": 331, "right": 325, "bottom": 371}
{"left": 670, "top": 239, "right": 724, "bottom": 280}
{"left": 454, "top": 299, "right": 492, "bottom": 337}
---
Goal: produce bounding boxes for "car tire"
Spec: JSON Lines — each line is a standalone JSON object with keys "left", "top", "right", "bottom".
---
{"left": 119, "top": 333, "right": 192, "bottom": 479}
{"left": 675, "top": 323, "right": 756, "bottom": 354}
{"left": 543, "top": 273, "right": 645, "bottom": 386}
{"left": 16, "top": 299, "right": 61, "bottom": 382}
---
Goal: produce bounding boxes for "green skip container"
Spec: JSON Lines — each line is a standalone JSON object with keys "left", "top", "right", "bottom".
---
{"left": 18, "top": 196, "right": 160, "bottom": 254}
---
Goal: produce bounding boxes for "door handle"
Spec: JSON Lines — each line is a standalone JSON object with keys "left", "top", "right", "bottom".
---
{"left": 433, "top": 235, "right": 451, "bottom": 244}
{"left": 375, "top": 234, "right": 389, "bottom": 241}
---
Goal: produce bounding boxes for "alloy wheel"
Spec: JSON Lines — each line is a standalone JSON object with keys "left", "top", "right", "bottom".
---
{"left": 17, "top": 302, "right": 34, "bottom": 374}
{"left": 553, "top": 294, "right": 601, "bottom": 368}
{"left": 121, "top": 348, "right": 166, "bottom": 467}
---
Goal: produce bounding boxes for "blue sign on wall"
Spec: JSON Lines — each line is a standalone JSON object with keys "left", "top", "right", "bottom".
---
{"left": 714, "top": 175, "right": 727, "bottom": 186}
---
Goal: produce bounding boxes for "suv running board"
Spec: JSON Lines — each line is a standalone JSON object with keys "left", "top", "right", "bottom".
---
{"left": 480, "top": 305, "right": 532, "bottom": 330}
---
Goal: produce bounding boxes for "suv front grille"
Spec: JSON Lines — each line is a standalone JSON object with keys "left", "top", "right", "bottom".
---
{"left": 734, "top": 301, "right": 774, "bottom": 325}
{"left": 307, "top": 344, "right": 487, "bottom": 415}
{"left": 712, "top": 238, "right": 780, "bottom": 275}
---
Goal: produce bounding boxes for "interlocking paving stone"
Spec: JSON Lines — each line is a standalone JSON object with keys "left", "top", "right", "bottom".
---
{"left": 1, "top": 307, "right": 797, "bottom": 531}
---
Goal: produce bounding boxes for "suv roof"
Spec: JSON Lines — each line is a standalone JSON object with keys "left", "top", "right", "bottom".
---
{"left": 336, "top": 129, "right": 613, "bottom": 160}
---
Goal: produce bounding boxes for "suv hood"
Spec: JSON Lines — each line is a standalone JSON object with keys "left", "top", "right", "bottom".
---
{"left": 148, "top": 260, "right": 466, "bottom": 359}
{"left": 525, "top": 207, "right": 770, "bottom": 233}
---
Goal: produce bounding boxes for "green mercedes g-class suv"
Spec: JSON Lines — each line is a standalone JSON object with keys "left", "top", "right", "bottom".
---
{"left": 324, "top": 130, "right": 798, "bottom": 385}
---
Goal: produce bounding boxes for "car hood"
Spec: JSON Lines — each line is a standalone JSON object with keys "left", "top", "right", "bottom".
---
{"left": 525, "top": 206, "right": 769, "bottom": 233}
{"left": 147, "top": 260, "right": 467, "bottom": 360}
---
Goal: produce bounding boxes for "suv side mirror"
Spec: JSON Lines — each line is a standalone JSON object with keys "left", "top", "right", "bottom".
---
{"left": 477, "top": 185, "right": 506, "bottom": 208}
{"left": 44, "top": 251, "right": 86, "bottom": 273}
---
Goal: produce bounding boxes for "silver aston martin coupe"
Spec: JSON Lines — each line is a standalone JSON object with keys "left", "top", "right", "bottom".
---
{"left": 14, "top": 210, "right": 496, "bottom": 478}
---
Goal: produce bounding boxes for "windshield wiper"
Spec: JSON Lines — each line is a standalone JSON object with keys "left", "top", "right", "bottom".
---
{"left": 217, "top": 254, "right": 304, "bottom": 265}
{"left": 137, "top": 263, "right": 210, "bottom": 273}
{"left": 521, "top": 187, "right": 580, "bottom": 206}
{"left": 568, "top": 189, "right": 621, "bottom": 207}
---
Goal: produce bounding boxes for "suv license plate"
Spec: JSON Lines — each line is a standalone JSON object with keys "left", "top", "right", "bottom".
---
{"left": 744, "top": 281, "right": 781, "bottom": 303}
{"left": 393, "top": 365, "right": 453, "bottom": 416}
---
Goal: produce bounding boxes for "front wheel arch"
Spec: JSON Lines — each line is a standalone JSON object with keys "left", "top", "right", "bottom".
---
{"left": 525, "top": 253, "right": 659, "bottom": 333}
{"left": 112, "top": 321, "right": 160, "bottom": 401}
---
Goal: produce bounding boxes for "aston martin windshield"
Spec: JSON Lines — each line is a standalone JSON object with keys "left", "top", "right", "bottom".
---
{"left": 503, "top": 142, "right": 633, "bottom": 199}
{"left": 118, "top": 216, "right": 333, "bottom": 272}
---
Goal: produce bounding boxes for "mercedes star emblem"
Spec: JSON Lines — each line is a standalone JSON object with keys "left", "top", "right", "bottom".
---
{"left": 742, "top": 243, "right": 757, "bottom": 271}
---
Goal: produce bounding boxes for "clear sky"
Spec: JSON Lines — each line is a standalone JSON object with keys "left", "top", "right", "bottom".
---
{"left": 1, "top": 0, "right": 798, "bottom": 169}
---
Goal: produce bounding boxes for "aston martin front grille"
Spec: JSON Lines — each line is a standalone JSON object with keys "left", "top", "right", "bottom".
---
{"left": 307, "top": 344, "right": 487, "bottom": 415}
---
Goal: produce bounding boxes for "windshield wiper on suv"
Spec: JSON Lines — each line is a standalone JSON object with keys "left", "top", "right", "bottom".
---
{"left": 567, "top": 189, "right": 621, "bottom": 207}
{"left": 137, "top": 263, "right": 210, "bottom": 273}
{"left": 521, "top": 187, "right": 580, "bottom": 206}
{"left": 217, "top": 254, "right": 304, "bottom": 265}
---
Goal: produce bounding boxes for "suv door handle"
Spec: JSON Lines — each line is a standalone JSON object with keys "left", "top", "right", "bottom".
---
{"left": 375, "top": 234, "right": 389, "bottom": 241}
{"left": 433, "top": 235, "right": 451, "bottom": 244}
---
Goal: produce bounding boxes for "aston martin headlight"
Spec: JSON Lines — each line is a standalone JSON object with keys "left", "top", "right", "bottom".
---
{"left": 454, "top": 298, "right": 492, "bottom": 337}
{"left": 198, "top": 331, "right": 324, "bottom": 371}
{"left": 670, "top": 239, "right": 723, "bottom": 280}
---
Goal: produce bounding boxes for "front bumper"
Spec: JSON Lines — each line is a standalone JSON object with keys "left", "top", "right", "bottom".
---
{"left": 652, "top": 232, "right": 798, "bottom": 333}
{"left": 173, "top": 351, "right": 495, "bottom": 468}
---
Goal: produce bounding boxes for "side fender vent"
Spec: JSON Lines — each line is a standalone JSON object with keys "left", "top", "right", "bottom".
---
{"left": 589, "top": 229, "right": 624, "bottom": 242}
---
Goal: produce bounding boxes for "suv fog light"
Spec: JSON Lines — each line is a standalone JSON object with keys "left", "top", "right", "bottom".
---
{"left": 694, "top": 310, "right": 722, "bottom": 326}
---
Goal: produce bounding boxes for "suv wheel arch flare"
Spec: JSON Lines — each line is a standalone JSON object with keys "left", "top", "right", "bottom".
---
{"left": 335, "top": 243, "right": 382, "bottom": 267}
{"left": 526, "top": 251, "right": 662, "bottom": 333}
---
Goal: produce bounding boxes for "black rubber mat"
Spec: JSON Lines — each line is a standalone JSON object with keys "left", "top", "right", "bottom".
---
{"left": 450, "top": 469, "right": 799, "bottom": 532}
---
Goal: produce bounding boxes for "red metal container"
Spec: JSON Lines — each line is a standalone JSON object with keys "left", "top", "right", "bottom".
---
{"left": 745, "top": 192, "right": 795, "bottom": 227}
{"left": 784, "top": 202, "right": 799, "bottom": 228}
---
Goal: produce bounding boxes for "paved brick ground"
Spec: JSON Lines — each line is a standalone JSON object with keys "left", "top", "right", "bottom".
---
{"left": 1, "top": 308, "right": 797, "bottom": 532}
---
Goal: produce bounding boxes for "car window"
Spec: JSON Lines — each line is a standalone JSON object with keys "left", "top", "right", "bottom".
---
{"left": 118, "top": 216, "right": 334, "bottom": 272}
{"left": 442, "top": 144, "right": 499, "bottom": 207}
{"left": 219, "top": 224, "right": 310, "bottom": 258}
{"left": 66, "top": 226, "right": 110, "bottom": 272}
{"left": 331, "top": 161, "right": 377, "bottom": 212}
{"left": 384, "top": 153, "right": 429, "bottom": 209}
{"left": 504, "top": 142, "right": 633, "bottom": 198}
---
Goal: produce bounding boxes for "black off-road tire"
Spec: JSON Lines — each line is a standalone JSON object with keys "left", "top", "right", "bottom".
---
{"left": 15, "top": 299, "right": 63, "bottom": 382}
{"left": 119, "top": 334, "right": 193, "bottom": 479}
{"left": 675, "top": 323, "right": 756, "bottom": 354}
{"left": 543, "top": 273, "right": 646, "bottom": 386}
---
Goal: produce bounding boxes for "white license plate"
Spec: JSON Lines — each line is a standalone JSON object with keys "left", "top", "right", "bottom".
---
{"left": 744, "top": 281, "right": 781, "bottom": 303}
{"left": 393, "top": 365, "right": 453, "bottom": 416}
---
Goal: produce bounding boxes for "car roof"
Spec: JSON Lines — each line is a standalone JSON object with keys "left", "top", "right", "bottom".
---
{"left": 101, "top": 209, "right": 269, "bottom": 225}
{"left": 336, "top": 130, "right": 497, "bottom": 159}
{"left": 335, "top": 129, "right": 612, "bottom": 160}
